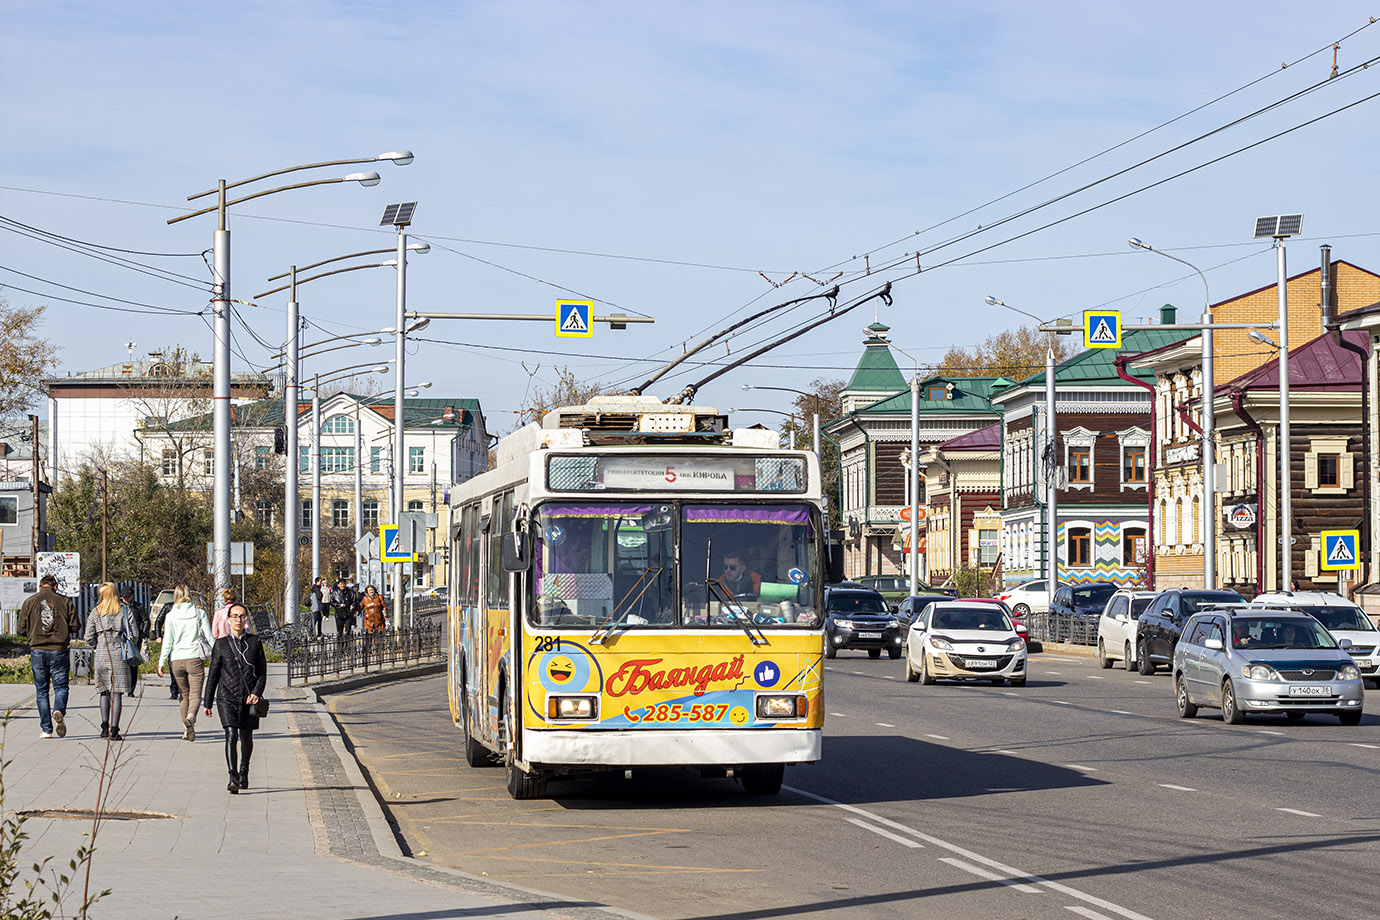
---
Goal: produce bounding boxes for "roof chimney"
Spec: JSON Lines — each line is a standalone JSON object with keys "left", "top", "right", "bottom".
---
{"left": 1159, "top": 304, "right": 1176, "bottom": 325}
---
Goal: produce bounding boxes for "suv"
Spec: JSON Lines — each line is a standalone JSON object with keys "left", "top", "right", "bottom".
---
{"left": 1250, "top": 592, "right": 1380, "bottom": 688}
{"left": 1173, "top": 606, "right": 1364, "bottom": 724}
{"left": 855, "top": 575, "right": 956, "bottom": 609}
{"left": 1136, "top": 588, "right": 1245, "bottom": 675}
{"left": 1096, "top": 590, "right": 1158, "bottom": 670}
{"left": 824, "top": 587, "right": 902, "bottom": 660}
{"left": 1047, "top": 582, "right": 1118, "bottom": 644}
{"left": 994, "top": 580, "right": 1052, "bottom": 616}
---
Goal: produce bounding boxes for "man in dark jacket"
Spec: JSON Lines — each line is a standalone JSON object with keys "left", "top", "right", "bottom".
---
{"left": 19, "top": 575, "right": 81, "bottom": 738}
{"left": 120, "top": 585, "right": 149, "bottom": 697}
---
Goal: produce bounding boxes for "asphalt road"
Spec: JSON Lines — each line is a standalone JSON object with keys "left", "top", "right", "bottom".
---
{"left": 328, "top": 651, "right": 1380, "bottom": 920}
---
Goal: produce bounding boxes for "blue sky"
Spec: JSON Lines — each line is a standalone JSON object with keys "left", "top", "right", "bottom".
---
{"left": 6, "top": 2, "right": 1380, "bottom": 431}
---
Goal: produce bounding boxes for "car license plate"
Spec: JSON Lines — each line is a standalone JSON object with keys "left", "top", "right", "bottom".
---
{"left": 1288, "top": 685, "right": 1331, "bottom": 697}
{"left": 859, "top": 631, "right": 882, "bottom": 639}
{"left": 964, "top": 658, "right": 998, "bottom": 669}
{"left": 1356, "top": 659, "right": 1372, "bottom": 669}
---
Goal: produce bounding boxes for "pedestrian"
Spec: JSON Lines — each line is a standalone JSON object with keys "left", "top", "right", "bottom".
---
{"left": 84, "top": 583, "right": 134, "bottom": 740}
{"left": 346, "top": 577, "right": 362, "bottom": 635}
{"left": 201, "top": 602, "right": 267, "bottom": 794}
{"left": 211, "top": 587, "right": 236, "bottom": 639}
{"left": 360, "top": 585, "right": 387, "bottom": 633}
{"left": 332, "top": 578, "right": 353, "bottom": 637}
{"left": 119, "top": 585, "right": 150, "bottom": 697}
{"left": 309, "top": 577, "right": 324, "bottom": 637}
{"left": 19, "top": 574, "right": 80, "bottom": 739}
{"left": 157, "top": 585, "right": 213, "bottom": 742}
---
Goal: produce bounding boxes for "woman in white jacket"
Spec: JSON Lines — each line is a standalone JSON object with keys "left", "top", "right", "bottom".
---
{"left": 157, "top": 585, "right": 214, "bottom": 742}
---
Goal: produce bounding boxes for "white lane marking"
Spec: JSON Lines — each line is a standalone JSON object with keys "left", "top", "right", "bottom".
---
{"left": 1067, "top": 907, "right": 1117, "bottom": 920}
{"left": 876, "top": 722, "right": 895, "bottom": 728}
{"left": 829, "top": 712, "right": 848, "bottom": 718}
{"left": 1257, "top": 730, "right": 1284, "bottom": 736}
{"left": 1047, "top": 670, "right": 1063, "bottom": 675}
{"left": 1053, "top": 700, "right": 1072, "bottom": 706}
{"left": 1159, "top": 784, "right": 1196, "bottom": 792}
{"left": 847, "top": 817, "right": 924, "bottom": 847}
{"left": 939, "top": 856, "right": 1042, "bottom": 894}
{"left": 1134, "top": 680, "right": 1151, "bottom": 685}
{"left": 1086, "top": 676, "right": 1104, "bottom": 680}
{"left": 1351, "top": 743, "right": 1379, "bottom": 749}
{"left": 851, "top": 671, "right": 865, "bottom": 676}
{"left": 1065, "top": 764, "right": 1098, "bottom": 772}
{"left": 925, "top": 733, "right": 950, "bottom": 740}
{"left": 786, "top": 786, "right": 1154, "bottom": 920}
{"left": 882, "top": 675, "right": 896, "bottom": 680}
{"left": 1276, "top": 807, "right": 1322, "bottom": 818}
{"left": 989, "top": 749, "right": 1020, "bottom": 755}
{"left": 1003, "top": 692, "right": 1020, "bottom": 697}
{"left": 1042, "top": 656, "right": 1082, "bottom": 662}
{"left": 1109, "top": 710, "right": 1133, "bottom": 715}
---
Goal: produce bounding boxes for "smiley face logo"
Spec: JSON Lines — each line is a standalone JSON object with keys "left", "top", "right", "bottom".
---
{"left": 729, "top": 706, "right": 751, "bottom": 725}
{"left": 547, "top": 655, "right": 576, "bottom": 684}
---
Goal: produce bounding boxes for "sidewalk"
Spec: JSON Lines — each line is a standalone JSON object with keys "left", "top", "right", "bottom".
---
{"left": 1, "top": 666, "right": 650, "bottom": 920}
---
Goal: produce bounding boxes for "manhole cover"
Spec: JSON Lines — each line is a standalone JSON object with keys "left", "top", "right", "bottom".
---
{"left": 18, "top": 809, "right": 178, "bottom": 821}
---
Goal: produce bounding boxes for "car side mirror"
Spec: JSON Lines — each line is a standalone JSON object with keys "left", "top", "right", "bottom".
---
{"left": 1340, "top": 637, "right": 1353, "bottom": 649}
{"left": 1204, "top": 638, "right": 1224, "bottom": 651}
{"left": 501, "top": 532, "right": 531, "bottom": 572}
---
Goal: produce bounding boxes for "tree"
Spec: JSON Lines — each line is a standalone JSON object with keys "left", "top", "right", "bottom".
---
{"left": 935, "top": 326, "right": 1075, "bottom": 379}
{"left": 0, "top": 293, "right": 58, "bottom": 423}
{"left": 515, "top": 366, "right": 604, "bottom": 428}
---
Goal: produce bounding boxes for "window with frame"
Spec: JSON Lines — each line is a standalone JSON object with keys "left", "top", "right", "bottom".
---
{"left": 299, "top": 445, "right": 309, "bottom": 474}
{"left": 1123, "top": 447, "right": 1146, "bottom": 483}
{"left": 161, "top": 448, "right": 177, "bottom": 477}
{"left": 409, "top": 446, "right": 424, "bottom": 473}
{"left": 332, "top": 499, "right": 350, "bottom": 528}
{"left": 1069, "top": 448, "right": 1091, "bottom": 483}
{"left": 1068, "top": 526, "right": 1092, "bottom": 567}
{"left": 1318, "top": 453, "right": 1340, "bottom": 488}
{"left": 321, "top": 446, "right": 355, "bottom": 473}
{"left": 371, "top": 446, "right": 382, "bottom": 474}
{"left": 300, "top": 499, "right": 313, "bottom": 529}
{"left": 407, "top": 499, "right": 425, "bottom": 513}
{"left": 978, "top": 528, "right": 999, "bottom": 565}
{"left": 322, "top": 414, "right": 355, "bottom": 435}
{"left": 1123, "top": 527, "right": 1147, "bottom": 566}
{"left": 927, "top": 385, "right": 947, "bottom": 401}
{"left": 1304, "top": 438, "right": 1353, "bottom": 493}
{"left": 254, "top": 499, "right": 273, "bottom": 526}
{"left": 0, "top": 496, "right": 16, "bottom": 525}
{"left": 362, "top": 499, "right": 380, "bottom": 529}
{"left": 255, "top": 446, "right": 271, "bottom": 470}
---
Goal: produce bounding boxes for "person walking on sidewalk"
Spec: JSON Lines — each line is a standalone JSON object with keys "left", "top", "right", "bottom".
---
{"left": 19, "top": 574, "right": 80, "bottom": 739}
{"left": 84, "top": 583, "right": 134, "bottom": 740}
{"left": 309, "top": 577, "right": 325, "bottom": 637}
{"left": 211, "top": 587, "right": 236, "bottom": 639}
{"left": 157, "top": 585, "right": 213, "bottom": 742}
{"left": 120, "top": 585, "right": 149, "bottom": 698}
{"left": 202, "top": 603, "right": 267, "bottom": 794}
{"left": 331, "top": 578, "right": 354, "bottom": 638}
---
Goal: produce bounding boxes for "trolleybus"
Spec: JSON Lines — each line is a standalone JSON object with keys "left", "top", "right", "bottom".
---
{"left": 448, "top": 395, "right": 826, "bottom": 798}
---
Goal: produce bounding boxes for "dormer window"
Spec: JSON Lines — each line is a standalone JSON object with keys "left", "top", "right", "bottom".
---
{"left": 927, "top": 385, "right": 948, "bottom": 401}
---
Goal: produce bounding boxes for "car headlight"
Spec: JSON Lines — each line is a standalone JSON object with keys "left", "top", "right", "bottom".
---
{"left": 834, "top": 619, "right": 854, "bottom": 629}
{"left": 929, "top": 635, "right": 954, "bottom": 651}
{"left": 1339, "top": 664, "right": 1361, "bottom": 681}
{"left": 885, "top": 619, "right": 900, "bottom": 628}
{"left": 1006, "top": 637, "right": 1026, "bottom": 651}
{"left": 1244, "top": 664, "right": 1281, "bottom": 681}
{"left": 547, "top": 695, "right": 599, "bottom": 720}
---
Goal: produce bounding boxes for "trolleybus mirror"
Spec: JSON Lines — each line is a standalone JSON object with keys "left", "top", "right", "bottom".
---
{"left": 502, "top": 532, "right": 531, "bottom": 572}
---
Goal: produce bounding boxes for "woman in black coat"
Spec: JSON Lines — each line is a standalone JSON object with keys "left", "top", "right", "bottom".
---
{"left": 201, "top": 603, "right": 267, "bottom": 794}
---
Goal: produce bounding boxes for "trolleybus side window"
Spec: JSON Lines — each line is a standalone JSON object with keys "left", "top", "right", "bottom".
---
{"left": 488, "top": 491, "right": 512, "bottom": 609}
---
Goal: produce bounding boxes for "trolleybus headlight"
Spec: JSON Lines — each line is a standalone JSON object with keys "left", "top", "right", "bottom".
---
{"left": 756, "top": 694, "right": 807, "bottom": 719}
{"left": 548, "top": 695, "right": 599, "bottom": 720}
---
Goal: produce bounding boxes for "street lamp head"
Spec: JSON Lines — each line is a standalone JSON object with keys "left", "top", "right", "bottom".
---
{"left": 740, "top": 384, "right": 754, "bottom": 390}
{"left": 406, "top": 241, "right": 431, "bottom": 254}
{"left": 405, "top": 317, "right": 431, "bottom": 334}
{"left": 1128, "top": 237, "right": 1151, "bottom": 251}
{"left": 377, "top": 150, "right": 414, "bottom": 166}
{"left": 1247, "top": 329, "right": 1278, "bottom": 348}
{"left": 360, "top": 336, "right": 382, "bottom": 346}
{"left": 372, "top": 365, "right": 390, "bottom": 374}
{"left": 347, "top": 171, "right": 382, "bottom": 187}
{"left": 984, "top": 295, "right": 1002, "bottom": 306}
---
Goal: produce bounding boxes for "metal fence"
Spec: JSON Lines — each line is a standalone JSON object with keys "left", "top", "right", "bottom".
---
{"left": 1026, "top": 611, "right": 1099, "bottom": 646}
{"left": 285, "top": 622, "right": 444, "bottom": 685}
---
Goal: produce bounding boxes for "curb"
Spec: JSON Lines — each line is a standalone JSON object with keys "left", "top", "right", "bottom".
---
{"left": 1036, "top": 642, "right": 1097, "bottom": 658}
{"left": 303, "top": 660, "right": 446, "bottom": 701}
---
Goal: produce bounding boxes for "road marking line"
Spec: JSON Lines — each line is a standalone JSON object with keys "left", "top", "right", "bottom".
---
{"left": 1086, "top": 676, "right": 1104, "bottom": 680}
{"left": 1159, "top": 784, "right": 1196, "bottom": 792}
{"left": 786, "top": 786, "right": 1154, "bottom": 920}
{"left": 846, "top": 817, "right": 924, "bottom": 848}
{"left": 1043, "top": 656, "right": 1082, "bottom": 662}
{"left": 1067, "top": 906, "right": 1117, "bottom": 920}
{"left": 882, "top": 675, "right": 896, "bottom": 680}
{"left": 924, "top": 733, "right": 950, "bottom": 740}
{"left": 1065, "top": 764, "right": 1098, "bottom": 771}
{"left": 1351, "top": 743, "right": 1379, "bottom": 749}
{"left": 1053, "top": 700, "right": 1072, "bottom": 706}
{"left": 851, "top": 671, "right": 865, "bottom": 675}
{"left": 1134, "top": 680, "right": 1151, "bottom": 685}
{"left": 876, "top": 722, "right": 895, "bottom": 728}
{"left": 1003, "top": 692, "right": 1020, "bottom": 697}
{"left": 989, "top": 749, "right": 1019, "bottom": 755}
{"left": 1276, "top": 807, "right": 1322, "bottom": 817}
{"left": 1258, "top": 730, "right": 1284, "bottom": 736}
{"left": 829, "top": 712, "right": 848, "bottom": 718}
{"left": 939, "top": 856, "right": 1042, "bottom": 894}
{"left": 1047, "top": 670, "right": 1063, "bottom": 674}
{"left": 1109, "top": 710, "right": 1133, "bottom": 715}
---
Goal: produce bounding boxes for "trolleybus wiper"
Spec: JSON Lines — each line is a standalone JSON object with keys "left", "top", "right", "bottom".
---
{"left": 706, "top": 578, "right": 769, "bottom": 646}
{"left": 590, "top": 567, "right": 664, "bottom": 644}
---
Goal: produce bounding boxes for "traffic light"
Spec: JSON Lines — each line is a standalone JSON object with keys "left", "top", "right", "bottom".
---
{"left": 274, "top": 426, "right": 287, "bottom": 454}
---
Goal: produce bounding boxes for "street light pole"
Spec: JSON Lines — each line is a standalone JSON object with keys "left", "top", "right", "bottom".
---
{"left": 393, "top": 223, "right": 408, "bottom": 630}
{"left": 284, "top": 270, "right": 300, "bottom": 623}
{"left": 1276, "top": 241, "right": 1292, "bottom": 590}
{"left": 1129, "top": 239, "right": 1215, "bottom": 588}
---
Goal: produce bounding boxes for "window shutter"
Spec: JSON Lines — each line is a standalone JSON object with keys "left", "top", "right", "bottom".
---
{"left": 1341, "top": 453, "right": 1355, "bottom": 490}
{"left": 1306, "top": 535, "right": 1320, "bottom": 579}
{"left": 1304, "top": 452, "right": 1318, "bottom": 490}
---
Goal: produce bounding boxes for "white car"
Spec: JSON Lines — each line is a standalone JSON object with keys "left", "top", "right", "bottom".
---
{"left": 1250, "top": 592, "right": 1380, "bottom": 688}
{"left": 905, "top": 601, "right": 1027, "bottom": 686}
{"left": 993, "top": 579, "right": 1052, "bottom": 616}
{"left": 1096, "top": 590, "right": 1158, "bottom": 670}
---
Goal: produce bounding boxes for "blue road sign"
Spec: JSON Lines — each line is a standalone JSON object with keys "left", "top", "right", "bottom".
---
{"left": 1321, "top": 530, "right": 1360, "bottom": 571}
{"left": 380, "top": 525, "right": 409, "bottom": 563}
{"left": 556, "top": 300, "right": 593, "bottom": 338}
{"left": 1083, "top": 310, "right": 1122, "bottom": 349}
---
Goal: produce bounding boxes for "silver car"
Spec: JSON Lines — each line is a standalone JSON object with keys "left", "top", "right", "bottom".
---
{"left": 905, "top": 601, "right": 1027, "bottom": 687}
{"left": 1173, "top": 609, "right": 1364, "bottom": 725}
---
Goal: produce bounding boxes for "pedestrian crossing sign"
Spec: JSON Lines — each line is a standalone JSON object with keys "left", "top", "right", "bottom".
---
{"left": 1321, "top": 530, "right": 1360, "bottom": 571}
{"left": 1083, "top": 310, "right": 1122, "bottom": 349}
{"left": 380, "top": 525, "right": 410, "bottom": 563}
{"left": 556, "top": 300, "right": 594, "bottom": 338}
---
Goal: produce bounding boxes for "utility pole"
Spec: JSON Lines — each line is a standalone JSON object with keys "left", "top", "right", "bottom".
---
{"left": 29, "top": 414, "right": 39, "bottom": 569}
{"left": 101, "top": 468, "right": 108, "bottom": 583}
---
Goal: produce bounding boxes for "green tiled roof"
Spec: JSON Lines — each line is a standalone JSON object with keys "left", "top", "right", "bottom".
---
{"left": 857, "top": 375, "right": 1005, "bottom": 416}
{"left": 845, "top": 323, "right": 907, "bottom": 392}
{"left": 1016, "top": 328, "right": 1193, "bottom": 388}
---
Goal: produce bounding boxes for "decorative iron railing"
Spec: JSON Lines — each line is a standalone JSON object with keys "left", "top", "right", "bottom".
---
{"left": 285, "top": 622, "right": 444, "bottom": 685}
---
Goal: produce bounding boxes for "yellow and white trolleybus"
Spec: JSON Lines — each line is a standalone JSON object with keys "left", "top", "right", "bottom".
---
{"left": 448, "top": 396, "right": 826, "bottom": 798}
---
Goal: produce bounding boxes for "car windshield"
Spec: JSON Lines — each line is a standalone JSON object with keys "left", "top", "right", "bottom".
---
{"left": 861, "top": 576, "right": 908, "bottom": 592}
{"left": 1130, "top": 597, "right": 1154, "bottom": 618}
{"left": 931, "top": 607, "right": 1012, "bottom": 631}
{"left": 1182, "top": 592, "right": 1244, "bottom": 614}
{"left": 1305, "top": 606, "right": 1373, "bottom": 631}
{"left": 1072, "top": 585, "right": 1116, "bottom": 607}
{"left": 1231, "top": 617, "right": 1338, "bottom": 650}
{"left": 828, "top": 592, "right": 888, "bottom": 614}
